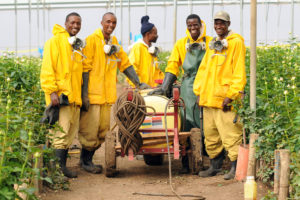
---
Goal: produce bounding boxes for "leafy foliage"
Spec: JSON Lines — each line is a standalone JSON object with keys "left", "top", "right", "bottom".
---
{"left": 0, "top": 53, "right": 62, "bottom": 199}
{"left": 235, "top": 37, "right": 300, "bottom": 199}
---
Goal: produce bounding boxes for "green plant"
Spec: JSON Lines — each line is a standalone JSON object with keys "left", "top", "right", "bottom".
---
{"left": 234, "top": 37, "right": 299, "bottom": 198}
{"left": 0, "top": 53, "right": 61, "bottom": 199}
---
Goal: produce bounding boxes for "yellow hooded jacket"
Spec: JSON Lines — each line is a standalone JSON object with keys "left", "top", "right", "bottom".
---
{"left": 165, "top": 20, "right": 212, "bottom": 76}
{"left": 40, "top": 24, "right": 87, "bottom": 106}
{"left": 128, "top": 40, "right": 164, "bottom": 87}
{"left": 193, "top": 31, "right": 247, "bottom": 109}
{"left": 83, "top": 29, "right": 131, "bottom": 105}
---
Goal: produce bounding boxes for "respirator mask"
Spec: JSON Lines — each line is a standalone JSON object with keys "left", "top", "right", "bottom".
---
{"left": 104, "top": 44, "right": 121, "bottom": 56}
{"left": 209, "top": 37, "right": 228, "bottom": 65}
{"left": 209, "top": 37, "right": 228, "bottom": 52}
{"left": 68, "top": 36, "right": 86, "bottom": 50}
{"left": 68, "top": 36, "right": 87, "bottom": 62}
{"left": 185, "top": 38, "right": 206, "bottom": 52}
{"left": 103, "top": 37, "right": 121, "bottom": 56}
{"left": 148, "top": 46, "right": 161, "bottom": 57}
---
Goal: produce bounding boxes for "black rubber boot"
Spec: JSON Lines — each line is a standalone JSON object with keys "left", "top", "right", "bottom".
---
{"left": 198, "top": 150, "right": 225, "bottom": 177}
{"left": 224, "top": 160, "right": 237, "bottom": 180}
{"left": 179, "top": 155, "right": 190, "bottom": 174}
{"left": 55, "top": 149, "right": 78, "bottom": 178}
{"left": 80, "top": 149, "right": 102, "bottom": 174}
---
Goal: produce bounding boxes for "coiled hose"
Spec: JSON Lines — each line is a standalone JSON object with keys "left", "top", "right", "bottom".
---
{"left": 113, "top": 90, "right": 155, "bottom": 155}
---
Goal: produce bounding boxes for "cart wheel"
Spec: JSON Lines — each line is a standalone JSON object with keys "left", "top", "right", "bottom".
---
{"left": 189, "top": 128, "right": 204, "bottom": 174}
{"left": 143, "top": 155, "right": 164, "bottom": 166}
{"left": 105, "top": 131, "right": 118, "bottom": 177}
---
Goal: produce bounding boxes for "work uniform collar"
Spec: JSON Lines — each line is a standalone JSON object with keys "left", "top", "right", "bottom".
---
{"left": 52, "top": 24, "right": 69, "bottom": 37}
{"left": 216, "top": 30, "right": 234, "bottom": 41}
{"left": 137, "top": 38, "right": 150, "bottom": 48}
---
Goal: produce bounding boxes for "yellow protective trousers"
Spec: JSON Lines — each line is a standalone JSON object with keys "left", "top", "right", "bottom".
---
{"left": 50, "top": 104, "right": 80, "bottom": 149}
{"left": 79, "top": 104, "right": 111, "bottom": 151}
{"left": 203, "top": 107, "right": 243, "bottom": 161}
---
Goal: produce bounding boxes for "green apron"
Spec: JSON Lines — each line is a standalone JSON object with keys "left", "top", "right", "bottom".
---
{"left": 180, "top": 38, "right": 206, "bottom": 131}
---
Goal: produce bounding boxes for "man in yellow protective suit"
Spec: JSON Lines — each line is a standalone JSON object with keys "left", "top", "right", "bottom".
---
{"left": 128, "top": 15, "right": 164, "bottom": 87}
{"left": 193, "top": 11, "right": 246, "bottom": 180}
{"left": 40, "top": 12, "right": 87, "bottom": 178}
{"left": 79, "top": 12, "right": 150, "bottom": 174}
{"left": 150, "top": 14, "right": 211, "bottom": 174}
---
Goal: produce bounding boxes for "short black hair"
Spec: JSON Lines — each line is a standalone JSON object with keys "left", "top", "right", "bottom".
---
{"left": 65, "top": 12, "right": 81, "bottom": 22}
{"left": 102, "top": 12, "right": 116, "bottom": 20}
{"left": 186, "top": 14, "right": 201, "bottom": 25}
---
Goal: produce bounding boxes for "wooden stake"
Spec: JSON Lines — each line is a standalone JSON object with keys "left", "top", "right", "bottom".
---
{"left": 247, "top": 134, "right": 259, "bottom": 177}
{"left": 34, "top": 144, "right": 44, "bottom": 196}
{"left": 274, "top": 150, "right": 280, "bottom": 195}
{"left": 278, "top": 149, "right": 290, "bottom": 200}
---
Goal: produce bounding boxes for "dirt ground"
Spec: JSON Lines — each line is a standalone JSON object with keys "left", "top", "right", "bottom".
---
{"left": 39, "top": 84, "right": 269, "bottom": 200}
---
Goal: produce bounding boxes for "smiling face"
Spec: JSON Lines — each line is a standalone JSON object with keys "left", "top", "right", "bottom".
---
{"left": 186, "top": 18, "right": 201, "bottom": 41}
{"left": 214, "top": 19, "right": 230, "bottom": 39}
{"left": 101, "top": 13, "right": 117, "bottom": 40}
{"left": 65, "top": 15, "right": 81, "bottom": 36}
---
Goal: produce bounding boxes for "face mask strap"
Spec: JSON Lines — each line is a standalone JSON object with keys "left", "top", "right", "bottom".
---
{"left": 71, "top": 50, "right": 87, "bottom": 63}
{"left": 211, "top": 52, "right": 227, "bottom": 66}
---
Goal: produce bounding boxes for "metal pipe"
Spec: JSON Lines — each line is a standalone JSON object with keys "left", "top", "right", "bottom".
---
{"left": 188, "top": 0, "right": 192, "bottom": 14}
{"left": 37, "top": 0, "right": 40, "bottom": 48}
{"left": 43, "top": 0, "right": 46, "bottom": 45}
{"left": 173, "top": 0, "right": 177, "bottom": 45}
{"left": 291, "top": 0, "right": 294, "bottom": 36}
{"left": 250, "top": 0, "right": 257, "bottom": 113}
{"left": 265, "top": 0, "right": 269, "bottom": 44}
{"left": 14, "top": 0, "right": 18, "bottom": 55}
{"left": 210, "top": 0, "right": 215, "bottom": 35}
{"left": 145, "top": 0, "right": 148, "bottom": 14}
{"left": 114, "top": 0, "right": 116, "bottom": 13}
{"left": 1, "top": 1, "right": 299, "bottom": 10}
{"left": 240, "top": 0, "right": 244, "bottom": 36}
{"left": 277, "top": 0, "right": 281, "bottom": 41}
{"left": 128, "top": 0, "right": 131, "bottom": 46}
{"left": 120, "top": 0, "right": 123, "bottom": 45}
{"left": 28, "top": 0, "right": 32, "bottom": 57}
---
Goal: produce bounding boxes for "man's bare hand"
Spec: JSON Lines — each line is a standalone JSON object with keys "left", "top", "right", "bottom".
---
{"left": 222, "top": 97, "right": 232, "bottom": 112}
{"left": 196, "top": 96, "right": 200, "bottom": 106}
{"left": 50, "top": 92, "right": 60, "bottom": 107}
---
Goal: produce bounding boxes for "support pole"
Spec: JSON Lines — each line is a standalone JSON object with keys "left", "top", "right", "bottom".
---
{"left": 14, "top": 0, "right": 18, "bottom": 55}
{"left": 276, "top": 0, "right": 281, "bottom": 41}
{"left": 278, "top": 150, "right": 290, "bottom": 200}
{"left": 274, "top": 150, "right": 280, "bottom": 195}
{"left": 247, "top": 134, "right": 259, "bottom": 177}
{"left": 145, "top": 0, "right": 147, "bottom": 15}
{"left": 240, "top": 0, "right": 244, "bottom": 36}
{"left": 250, "top": 0, "right": 257, "bottom": 114}
{"left": 37, "top": 0, "right": 40, "bottom": 48}
{"left": 210, "top": 0, "right": 215, "bottom": 35}
{"left": 173, "top": 0, "right": 177, "bottom": 45}
{"left": 120, "top": 0, "right": 123, "bottom": 45}
{"left": 28, "top": 0, "right": 32, "bottom": 57}
{"left": 264, "top": 0, "right": 269, "bottom": 44}
{"left": 291, "top": 0, "right": 294, "bottom": 36}
{"left": 128, "top": 0, "right": 131, "bottom": 46}
{"left": 33, "top": 144, "right": 44, "bottom": 196}
{"left": 42, "top": 0, "right": 46, "bottom": 44}
{"left": 113, "top": 0, "right": 116, "bottom": 14}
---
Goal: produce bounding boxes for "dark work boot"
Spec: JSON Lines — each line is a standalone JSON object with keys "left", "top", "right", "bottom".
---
{"left": 198, "top": 150, "right": 225, "bottom": 177}
{"left": 55, "top": 149, "right": 78, "bottom": 178}
{"left": 179, "top": 155, "right": 190, "bottom": 174}
{"left": 224, "top": 160, "right": 237, "bottom": 180}
{"left": 80, "top": 149, "right": 102, "bottom": 174}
